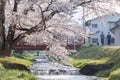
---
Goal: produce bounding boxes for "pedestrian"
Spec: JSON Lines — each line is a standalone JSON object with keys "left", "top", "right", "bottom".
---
{"left": 100, "top": 31, "right": 105, "bottom": 45}
{"left": 107, "top": 32, "right": 111, "bottom": 45}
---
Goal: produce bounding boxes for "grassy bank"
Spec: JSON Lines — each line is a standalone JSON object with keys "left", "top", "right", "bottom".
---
{"left": 0, "top": 51, "right": 38, "bottom": 80}
{"left": 69, "top": 44, "right": 120, "bottom": 80}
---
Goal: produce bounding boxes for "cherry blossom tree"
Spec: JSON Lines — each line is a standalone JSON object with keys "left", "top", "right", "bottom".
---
{"left": 22, "top": 14, "right": 85, "bottom": 60}
{"left": 0, "top": 0, "right": 118, "bottom": 56}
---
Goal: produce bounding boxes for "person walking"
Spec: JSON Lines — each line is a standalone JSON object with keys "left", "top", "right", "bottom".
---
{"left": 100, "top": 31, "right": 105, "bottom": 45}
{"left": 107, "top": 32, "right": 111, "bottom": 45}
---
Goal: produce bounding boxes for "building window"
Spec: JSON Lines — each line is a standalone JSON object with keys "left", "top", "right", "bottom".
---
{"left": 92, "top": 38, "right": 98, "bottom": 43}
{"left": 108, "top": 22, "right": 116, "bottom": 29}
{"left": 92, "top": 24, "right": 98, "bottom": 28}
{"left": 111, "top": 38, "right": 114, "bottom": 43}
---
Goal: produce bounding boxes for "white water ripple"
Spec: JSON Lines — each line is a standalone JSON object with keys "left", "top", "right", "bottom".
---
{"left": 37, "top": 75, "right": 101, "bottom": 80}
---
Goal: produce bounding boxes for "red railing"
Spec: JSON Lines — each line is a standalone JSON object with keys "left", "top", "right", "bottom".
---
{"left": 12, "top": 45, "right": 48, "bottom": 50}
{"left": 13, "top": 44, "right": 81, "bottom": 50}
{"left": 66, "top": 45, "right": 81, "bottom": 50}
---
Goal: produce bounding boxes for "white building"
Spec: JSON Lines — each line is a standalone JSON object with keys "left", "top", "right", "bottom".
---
{"left": 85, "top": 14, "right": 120, "bottom": 45}
{"left": 110, "top": 20, "right": 120, "bottom": 46}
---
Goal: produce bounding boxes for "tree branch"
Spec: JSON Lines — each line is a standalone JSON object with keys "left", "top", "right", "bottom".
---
{"left": 43, "top": 0, "right": 53, "bottom": 12}
{"left": 13, "top": 0, "right": 21, "bottom": 12}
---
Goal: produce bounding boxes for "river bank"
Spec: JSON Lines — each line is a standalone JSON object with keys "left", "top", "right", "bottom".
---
{"left": 68, "top": 44, "right": 120, "bottom": 80}
{"left": 0, "top": 51, "right": 38, "bottom": 80}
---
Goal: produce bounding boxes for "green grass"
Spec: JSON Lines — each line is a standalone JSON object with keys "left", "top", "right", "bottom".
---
{"left": 69, "top": 44, "right": 120, "bottom": 80}
{"left": 13, "top": 51, "right": 36, "bottom": 62}
{"left": 0, "top": 57, "right": 32, "bottom": 68}
{"left": 70, "top": 58, "right": 109, "bottom": 68}
{"left": 0, "top": 69, "right": 38, "bottom": 80}
{"left": 0, "top": 51, "right": 38, "bottom": 80}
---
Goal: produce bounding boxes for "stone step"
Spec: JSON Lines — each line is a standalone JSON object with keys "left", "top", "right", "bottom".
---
{"left": 35, "top": 59, "right": 49, "bottom": 63}
{"left": 34, "top": 55, "right": 48, "bottom": 59}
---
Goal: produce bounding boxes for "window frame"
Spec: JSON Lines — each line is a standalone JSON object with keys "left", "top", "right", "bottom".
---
{"left": 92, "top": 24, "right": 98, "bottom": 28}
{"left": 92, "top": 38, "right": 98, "bottom": 43}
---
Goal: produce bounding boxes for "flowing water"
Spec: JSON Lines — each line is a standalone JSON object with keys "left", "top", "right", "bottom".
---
{"left": 30, "top": 53, "right": 103, "bottom": 80}
{"left": 37, "top": 75, "right": 98, "bottom": 80}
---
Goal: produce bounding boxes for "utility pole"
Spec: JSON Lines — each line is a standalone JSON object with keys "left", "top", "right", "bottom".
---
{"left": 82, "top": 6, "right": 86, "bottom": 44}
{"left": 74, "top": 37, "right": 76, "bottom": 50}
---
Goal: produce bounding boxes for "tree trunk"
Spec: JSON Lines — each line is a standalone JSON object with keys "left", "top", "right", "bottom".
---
{"left": 0, "top": 0, "right": 5, "bottom": 49}
{"left": 0, "top": 49, "right": 13, "bottom": 57}
{"left": 0, "top": 0, "right": 13, "bottom": 57}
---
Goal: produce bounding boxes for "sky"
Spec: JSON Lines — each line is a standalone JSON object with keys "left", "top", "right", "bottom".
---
{"left": 116, "top": 5, "right": 120, "bottom": 13}
{"left": 72, "top": 5, "right": 120, "bottom": 26}
{"left": 72, "top": 7, "right": 84, "bottom": 25}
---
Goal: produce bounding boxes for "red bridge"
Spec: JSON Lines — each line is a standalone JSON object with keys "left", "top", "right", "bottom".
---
{"left": 13, "top": 44, "right": 81, "bottom": 50}
{"left": 12, "top": 36, "right": 83, "bottom": 50}
{"left": 13, "top": 45, "right": 48, "bottom": 50}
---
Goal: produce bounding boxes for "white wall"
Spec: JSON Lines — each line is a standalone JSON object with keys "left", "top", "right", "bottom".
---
{"left": 86, "top": 14, "right": 120, "bottom": 45}
{"left": 114, "top": 27, "right": 120, "bottom": 46}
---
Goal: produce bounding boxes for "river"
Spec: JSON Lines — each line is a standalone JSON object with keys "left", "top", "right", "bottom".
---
{"left": 30, "top": 52, "right": 103, "bottom": 80}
